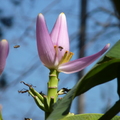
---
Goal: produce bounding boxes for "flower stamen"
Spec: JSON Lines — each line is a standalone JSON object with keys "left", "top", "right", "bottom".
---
{"left": 67, "top": 52, "right": 74, "bottom": 61}
{"left": 59, "top": 51, "right": 74, "bottom": 65}
{"left": 54, "top": 45, "right": 58, "bottom": 52}
{"left": 54, "top": 45, "right": 74, "bottom": 66}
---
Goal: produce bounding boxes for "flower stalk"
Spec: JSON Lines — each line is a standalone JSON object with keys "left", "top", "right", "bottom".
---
{"left": 47, "top": 69, "right": 59, "bottom": 104}
{"left": 20, "top": 70, "right": 59, "bottom": 119}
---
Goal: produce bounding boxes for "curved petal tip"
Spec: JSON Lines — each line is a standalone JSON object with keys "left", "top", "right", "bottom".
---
{"left": 60, "top": 12, "right": 65, "bottom": 16}
{"left": 58, "top": 44, "right": 110, "bottom": 74}
{"left": 106, "top": 43, "right": 110, "bottom": 48}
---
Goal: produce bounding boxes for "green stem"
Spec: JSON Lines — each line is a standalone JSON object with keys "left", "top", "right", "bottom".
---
{"left": 47, "top": 69, "right": 59, "bottom": 104}
{"left": 45, "top": 69, "right": 59, "bottom": 119}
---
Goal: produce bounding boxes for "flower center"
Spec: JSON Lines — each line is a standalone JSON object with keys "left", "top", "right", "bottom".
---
{"left": 54, "top": 45, "right": 74, "bottom": 65}
{"left": 59, "top": 51, "right": 74, "bottom": 65}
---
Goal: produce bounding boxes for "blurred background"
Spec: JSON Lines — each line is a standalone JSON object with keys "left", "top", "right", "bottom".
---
{"left": 0, "top": 0, "right": 120, "bottom": 119}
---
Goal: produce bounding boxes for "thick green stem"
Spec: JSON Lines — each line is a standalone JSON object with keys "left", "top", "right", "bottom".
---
{"left": 45, "top": 69, "right": 59, "bottom": 119}
{"left": 47, "top": 69, "right": 59, "bottom": 104}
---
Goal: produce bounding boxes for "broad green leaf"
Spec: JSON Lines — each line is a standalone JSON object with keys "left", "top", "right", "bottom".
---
{"left": 47, "top": 40, "right": 120, "bottom": 120}
{"left": 75, "top": 58, "right": 120, "bottom": 96}
{"left": 75, "top": 40, "right": 120, "bottom": 96}
{"left": 61, "top": 114, "right": 120, "bottom": 120}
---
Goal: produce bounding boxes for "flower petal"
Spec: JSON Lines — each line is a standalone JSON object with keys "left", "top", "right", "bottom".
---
{"left": 0, "top": 39, "right": 9, "bottom": 74}
{"left": 58, "top": 44, "right": 110, "bottom": 74}
{"left": 50, "top": 13, "right": 69, "bottom": 62}
{"left": 36, "top": 13, "right": 55, "bottom": 68}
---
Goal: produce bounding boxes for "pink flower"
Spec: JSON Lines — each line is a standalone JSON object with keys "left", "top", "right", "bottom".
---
{"left": 0, "top": 39, "right": 9, "bottom": 74}
{"left": 36, "top": 13, "right": 110, "bottom": 74}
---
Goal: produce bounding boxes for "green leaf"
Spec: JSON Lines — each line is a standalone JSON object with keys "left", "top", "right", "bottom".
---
{"left": 61, "top": 114, "right": 120, "bottom": 120}
{"left": 75, "top": 40, "right": 120, "bottom": 96}
{"left": 98, "top": 100, "right": 120, "bottom": 120}
{"left": 47, "top": 40, "right": 120, "bottom": 120}
{"left": 75, "top": 58, "right": 120, "bottom": 96}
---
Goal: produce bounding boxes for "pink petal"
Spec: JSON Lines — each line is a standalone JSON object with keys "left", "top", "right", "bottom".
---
{"left": 0, "top": 39, "right": 9, "bottom": 74}
{"left": 36, "top": 14, "right": 55, "bottom": 68}
{"left": 58, "top": 44, "right": 110, "bottom": 74}
{"left": 50, "top": 13, "right": 69, "bottom": 62}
